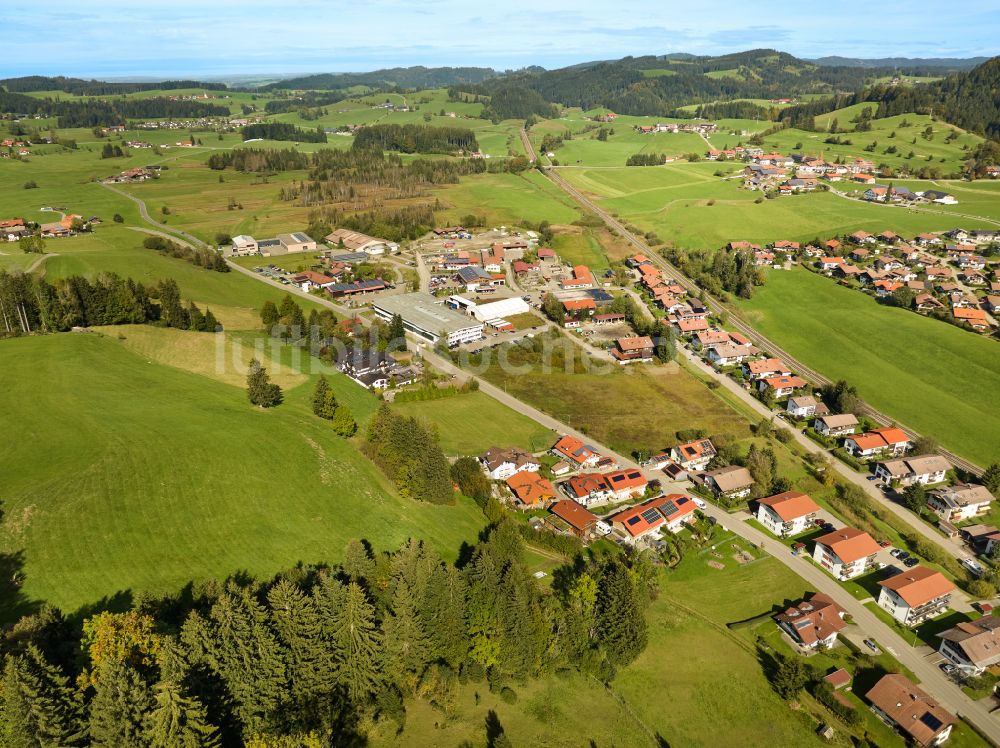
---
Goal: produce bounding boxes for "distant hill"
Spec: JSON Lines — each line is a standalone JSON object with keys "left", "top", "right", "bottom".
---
{"left": 267, "top": 66, "right": 498, "bottom": 91}
{"left": 0, "top": 75, "right": 229, "bottom": 95}
{"left": 810, "top": 56, "right": 989, "bottom": 71}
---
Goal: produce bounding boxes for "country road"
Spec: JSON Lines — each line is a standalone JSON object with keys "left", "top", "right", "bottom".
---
{"left": 527, "top": 134, "right": 983, "bottom": 477}
{"left": 99, "top": 182, "right": 211, "bottom": 249}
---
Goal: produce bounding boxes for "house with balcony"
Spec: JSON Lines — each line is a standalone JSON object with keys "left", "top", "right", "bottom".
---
{"left": 813, "top": 413, "right": 859, "bottom": 437}
{"left": 874, "top": 455, "right": 950, "bottom": 488}
{"left": 756, "top": 491, "right": 821, "bottom": 537}
{"left": 937, "top": 616, "right": 1000, "bottom": 675}
{"left": 774, "top": 593, "right": 847, "bottom": 650}
{"left": 927, "top": 484, "right": 994, "bottom": 523}
{"left": 670, "top": 438, "right": 717, "bottom": 471}
{"left": 877, "top": 566, "right": 955, "bottom": 626}
{"left": 701, "top": 465, "right": 754, "bottom": 501}
{"left": 812, "top": 527, "right": 880, "bottom": 580}
{"left": 843, "top": 427, "right": 911, "bottom": 460}
{"left": 865, "top": 674, "right": 955, "bottom": 747}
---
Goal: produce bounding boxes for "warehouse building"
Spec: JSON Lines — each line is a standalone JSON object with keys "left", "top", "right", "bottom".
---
{"left": 374, "top": 293, "right": 485, "bottom": 347}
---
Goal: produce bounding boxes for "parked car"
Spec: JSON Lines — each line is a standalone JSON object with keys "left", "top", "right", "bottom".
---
{"left": 890, "top": 549, "right": 903, "bottom": 558}
{"left": 864, "top": 639, "right": 880, "bottom": 653}
{"left": 693, "top": 498, "right": 707, "bottom": 510}
{"left": 878, "top": 540, "right": 892, "bottom": 549}
{"left": 941, "top": 663, "right": 957, "bottom": 675}
{"left": 904, "top": 557, "right": 919, "bottom": 568}
{"left": 866, "top": 475, "right": 877, "bottom": 481}
{"left": 962, "top": 558, "right": 985, "bottom": 577}
{"left": 813, "top": 518, "right": 826, "bottom": 528}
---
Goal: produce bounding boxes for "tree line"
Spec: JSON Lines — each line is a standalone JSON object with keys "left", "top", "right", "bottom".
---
{"left": 0, "top": 91, "right": 229, "bottom": 127}
{"left": 0, "top": 75, "right": 229, "bottom": 95}
{"left": 142, "top": 236, "right": 229, "bottom": 272}
{"left": 352, "top": 123, "right": 478, "bottom": 154}
{"left": 662, "top": 246, "right": 765, "bottom": 299}
{"left": 625, "top": 153, "right": 668, "bottom": 166}
{"left": 241, "top": 122, "right": 327, "bottom": 143}
{"left": 0, "top": 514, "right": 656, "bottom": 745}
{"left": 364, "top": 405, "right": 454, "bottom": 504}
{"left": 0, "top": 271, "right": 219, "bottom": 336}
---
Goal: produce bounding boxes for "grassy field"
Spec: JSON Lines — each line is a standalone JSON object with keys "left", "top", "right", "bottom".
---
{"left": 562, "top": 164, "right": 997, "bottom": 248}
{"left": 738, "top": 267, "right": 1000, "bottom": 467}
{"left": 0, "top": 332, "right": 484, "bottom": 618}
{"left": 434, "top": 170, "right": 583, "bottom": 227}
{"left": 392, "top": 391, "right": 554, "bottom": 456}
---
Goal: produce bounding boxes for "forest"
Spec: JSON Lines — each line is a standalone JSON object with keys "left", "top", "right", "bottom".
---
{"left": 0, "top": 271, "right": 219, "bottom": 335}
{"left": 352, "top": 123, "right": 479, "bottom": 154}
{"left": 265, "top": 66, "right": 498, "bottom": 91}
{"left": 0, "top": 76, "right": 229, "bottom": 95}
{"left": 240, "top": 122, "right": 328, "bottom": 143}
{"left": 0, "top": 517, "right": 656, "bottom": 746}
{"left": 0, "top": 91, "right": 230, "bottom": 127}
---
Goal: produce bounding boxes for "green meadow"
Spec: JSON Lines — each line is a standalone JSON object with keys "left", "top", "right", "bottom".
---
{"left": 738, "top": 268, "right": 1000, "bottom": 467}
{"left": 0, "top": 332, "right": 486, "bottom": 617}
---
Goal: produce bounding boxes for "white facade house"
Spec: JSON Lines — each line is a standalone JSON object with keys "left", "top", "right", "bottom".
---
{"left": 877, "top": 567, "right": 955, "bottom": 626}
{"left": 927, "top": 484, "right": 994, "bottom": 523}
{"left": 785, "top": 395, "right": 818, "bottom": 419}
{"left": 756, "top": 491, "right": 820, "bottom": 537}
{"left": 874, "top": 455, "right": 950, "bottom": 487}
{"left": 938, "top": 617, "right": 1000, "bottom": 675}
{"left": 813, "top": 413, "right": 858, "bottom": 437}
{"left": 479, "top": 447, "right": 540, "bottom": 481}
{"left": 812, "top": 528, "right": 880, "bottom": 580}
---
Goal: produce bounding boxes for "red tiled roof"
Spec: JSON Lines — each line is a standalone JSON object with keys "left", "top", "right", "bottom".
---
{"left": 758, "top": 491, "right": 820, "bottom": 522}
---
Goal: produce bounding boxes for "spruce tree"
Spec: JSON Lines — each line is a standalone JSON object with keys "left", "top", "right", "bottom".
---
{"left": 331, "top": 405, "right": 357, "bottom": 437}
{"left": 342, "top": 539, "right": 375, "bottom": 583}
{"left": 145, "top": 679, "right": 220, "bottom": 748}
{"left": 0, "top": 644, "right": 86, "bottom": 747}
{"left": 423, "top": 564, "right": 469, "bottom": 668}
{"left": 89, "top": 660, "right": 153, "bottom": 747}
{"left": 596, "top": 560, "right": 647, "bottom": 667}
{"left": 381, "top": 581, "right": 430, "bottom": 694}
{"left": 246, "top": 358, "right": 282, "bottom": 408}
{"left": 312, "top": 376, "right": 330, "bottom": 418}
{"left": 327, "top": 582, "right": 382, "bottom": 703}
{"left": 260, "top": 301, "right": 279, "bottom": 332}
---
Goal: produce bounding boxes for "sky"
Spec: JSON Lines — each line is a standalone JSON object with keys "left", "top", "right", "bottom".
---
{"left": 2, "top": 0, "right": 998, "bottom": 80}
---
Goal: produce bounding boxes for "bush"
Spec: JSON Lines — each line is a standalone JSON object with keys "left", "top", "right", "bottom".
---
{"left": 112, "top": 214, "right": 124, "bottom": 223}
{"left": 774, "top": 428, "right": 793, "bottom": 444}
{"left": 499, "top": 687, "right": 518, "bottom": 704}
{"left": 23, "top": 180, "right": 38, "bottom": 189}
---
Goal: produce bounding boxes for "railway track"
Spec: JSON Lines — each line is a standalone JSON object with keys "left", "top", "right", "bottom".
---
{"left": 531, "top": 137, "right": 984, "bottom": 477}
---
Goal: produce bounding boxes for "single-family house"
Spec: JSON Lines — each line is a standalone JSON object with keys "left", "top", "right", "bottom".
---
{"left": 819, "top": 256, "right": 845, "bottom": 271}
{"left": 785, "top": 395, "right": 819, "bottom": 418}
{"left": 743, "top": 357, "right": 791, "bottom": 381}
{"left": 877, "top": 566, "right": 955, "bottom": 626}
{"left": 506, "top": 471, "right": 557, "bottom": 506}
{"left": 693, "top": 330, "right": 731, "bottom": 350}
{"left": 843, "top": 428, "right": 911, "bottom": 460}
{"left": 706, "top": 343, "right": 751, "bottom": 366}
{"left": 480, "top": 446, "right": 541, "bottom": 480}
{"left": 701, "top": 465, "right": 754, "bottom": 500}
{"left": 548, "top": 499, "right": 600, "bottom": 539}
{"left": 604, "top": 469, "right": 648, "bottom": 501}
{"left": 612, "top": 336, "right": 655, "bottom": 364}
{"left": 758, "top": 375, "right": 807, "bottom": 399}
{"left": 552, "top": 435, "right": 601, "bottom": 469}
{"left": 291, "top": 271, "right": 337, "bottom": 292}
{"left": 812, "top": 527, "right": 880, "bottom": 580}
{"left": 670, "top": 439, "right": 717, "bottom": 471}
{"left": 609, "top": 494, "right": 697, "bottom": 542}
{"left": 757, "top": 491, "right": 821, "bottom": 537}
{"left": 774, "top": 593, "right": 847, "bottom": 649}
{"left": 562, "top": 473, "right": 613, "bottom": 506}
{"left": 927, "top": 484, "right": 994, "bottom": 523}
{"left": 874, "top": 455, "right": 950, "bottom": 487}
{"left": 937, "top": 616, "right": 1000, "bottom": 675}
{"left": 865, "top": 674, "right": 955, "bottom": 747}
{"left": 813, "top": 413, "right": 858, "bottom": 437}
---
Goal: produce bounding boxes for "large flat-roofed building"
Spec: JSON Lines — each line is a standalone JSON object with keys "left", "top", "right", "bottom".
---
{"left": 373, "top": 292, "right": 484, "bottom": 347}
{"left": 277, "top": 232, "right": 317, "bottom": 253}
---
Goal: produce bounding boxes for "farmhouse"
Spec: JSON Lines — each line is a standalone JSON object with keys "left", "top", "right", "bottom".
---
{"left": 480, "top": 446, "right": 540, "bottom": 480}
{"left": 548, "top": 500, "right": 601, "bottom": 539}
{"left": 812, "top": 527, "right": 880, "bottom": 580}
{"left": 756, "top": 491, "right": 820, "bottom": 537}
{"left": 774, "top": 593, "right": 847, "bottom": 650}
{"left": 324, "top": 228, "right": 397, "bottom": 256}
{"left": 877, "top": 566, "right": 955, "bottom": 626}
{"left": 873, "top": 455, "right": 949, "bottom": 487}
{"left": 612, "top": 336, "right": 655, "bottom": 364}
{"left": 865, "top": 674, "right": 955, "bottom": 747}
{"left": 552, "top": 435, "right": 601, "bottom": 468}
{"left": 506, "top": 471, "right": 556, "bottom": 506}
{"left": 670, "top": 438, "right": 716, "bottom": 471}
{"left": 701, "top": 465, "right": 754, "bottom": 500}
{"left": 843, "top": 428, "right": 911, "bottom": 459}
{"left": 373, "top": 293, "right": 484, "bottom": 347}
{"left": 927, "top": 484, "right": 994, "bottom": 523}
{"left": 937, "top": 617, "right": 1000, "bottom": 675}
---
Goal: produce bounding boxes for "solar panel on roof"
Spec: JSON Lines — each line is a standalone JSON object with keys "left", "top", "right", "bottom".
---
{"left": 611, "top": 474, "right": 625, "bottom": 484}
{"left": 627, "top": 516, "right": 641, "bottom": 526}
{"left": 640, "top": 508, "right": 660, "bottom": 524}
{"left": 660, "top": 501, "right": 678, "bottom": 517}
{"left": 919, "top": 713, "right": 943, "bottom": 731}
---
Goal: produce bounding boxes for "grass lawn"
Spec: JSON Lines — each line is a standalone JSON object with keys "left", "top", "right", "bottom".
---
{"left": 737, "top": 267, "right": 1000, "bottom": 467}
{"left": 392, "top": 390, "right": 554, "bottom": 456}
{"left": 434, "top": 170, "right": 583, "bottom": 227}
{"left": 0, "top": 332, "right": 485, "bottom": 619}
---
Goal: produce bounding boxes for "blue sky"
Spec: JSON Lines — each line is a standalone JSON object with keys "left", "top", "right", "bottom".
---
{"left": 2, "top": 0, "right": 997, "bottom": 79}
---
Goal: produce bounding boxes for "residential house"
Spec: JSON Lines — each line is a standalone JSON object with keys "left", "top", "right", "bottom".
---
{"left": 743, "top": 357, "right": 791, "bottom": 381}
{"left": 819, "top": 256, "right": 845, "bottom": 271}
{"left": 877, "top": 566, "right": 955, "bottom": 626}
{"left": 552, "top": 435, "right": 601, "bottom": 469}
{"left": 612, "top": 336, "right": 655, "bottom": 364}
{"left": 670, "top": 439, "right": 717, "bottom": 471}
{"left": 843, "top": 428, "right": 911, "bottom": 460}
{"left": 480, "top": 446, "right": 541, "bottom": 480}
{"left": 937, "top": 616, "right": 1000, "bottom": 675}
{"left": 927, "top": 484, "right": 994, "bottom": 523}
{"left": 604, "top": 469, "right": 648, "bottom": 501}
{"left": 874, "top": 455, "right": 950, "bottom": 487}
{"left": 291, "top": 271, "right": 337, "bottom": 292}
{"left": 693, "top": 330, "right": 731, "bottom": 350}
{"left": 758, "top": 374, "right": 807, "bottom": 399}
{"left": 706, "top": 343, "right": 752, "bottom": 366}
{"left": 701, "top": 465, "right": 754, "bottom": 500}
{"left": 561, "top": 265, "right": 595, "bottom": 290}
{"left": 673, "top": 317, "right": 709, "bottom": 334}
{"left": 786, "top": 395, "right": 819, "bottom": 418}
{"left": 813, "top": 413, "right": 859, "bottom": 437}
{"left": 757, "top": 491, "right": 821, "bottom": 537}
{"left": 338, "top": 349, "right": 395, "bottom": 389}
{"left": 812, "top": 527, "right": 880, "bottom": 580}
{"left": 506, "top": 471, "right": 557, "bottom": 506}
{"left": 562, "top": 473, "right": 613, "bottom": 506}
{"left": 774, "top": 593, "right": 847, "bottom": 650}
{"left": 915, "top": 293, "right": 945, "bottom": 311}
{"left": 865, "top": 674, "right": 955, "bottom": 747}
{"left": 953, "top": 307, "right": 992, "bottom": 331}
{"left": 609, "top": 494, "right": 697, "bottom": 542}
{"left": 548, "top": 499, "right": 601, "bottom": 539}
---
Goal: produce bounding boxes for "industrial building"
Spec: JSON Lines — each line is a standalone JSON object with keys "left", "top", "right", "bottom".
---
{"left": 373, "top": 293, "right": 484, "bottom": 347}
